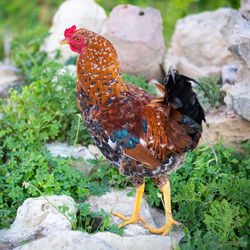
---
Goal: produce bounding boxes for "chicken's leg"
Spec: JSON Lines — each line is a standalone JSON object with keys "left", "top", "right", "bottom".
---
{"left": 112, "top": 183, "right": 146, "bottom": 229}
{"left": 145, "top": 179, "right": 179, "bottom": 236}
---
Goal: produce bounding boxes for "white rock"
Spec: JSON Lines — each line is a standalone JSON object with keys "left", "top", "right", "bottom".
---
{"left": 95, "top": 231, "right": 184, "bottom": 250}
{"left": 225, "top": 20, "right": 250, "bottom": 120}
{"left": 228, "top": 21, "right": 250, "bottom": 69}
{"left": 220, "top": 83, "right": 232, "bottom": 93}
{"left": 101, "top": 4, "right": 165, "bottom": 81}
{"left": 200, "top": 107, "right": 250, "bottom": 150}
{"left": 40, "top": 0, "right": 107, "bottom": 63}
{"left": 164, "top": 55, "right": 221, "bottom": 80}
{"left": 44, "top": 142, "right": 95, "bottom": 160}
{"left": 0, "top": 196, "right": 77, "bottom": 248}
{"left": 14, "top": 230, "right": 115, "bottom": 250}
{"left": 87, "top": 188, "right": 183, "bottom": 238}
{"left": 224, "top": 66, "right": 250, "bottom": 121}
{"left": 221, "top": 65, "right": 238, "bottom": 85}
{"left": 0, "top": 62, "right": 23, "bottom": 98}
{"left": 88, "top": 144, "right": 103, "bottom": 159}
{"left": 14, "top": 230, "right": 184, "bottom": 250}
{"left": 88, "top": 188, "right": 156, "bottom": 236}
{"left": 164, "top": 8, "right": 246, "bottom": 80}
{"left": 240, "top": 0, "right": 250, "bottom": 20}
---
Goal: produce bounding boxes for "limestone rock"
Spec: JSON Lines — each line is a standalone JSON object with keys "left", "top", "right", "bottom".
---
{"left": 87, "top": 188, "right": 183, "bottom": 238}
{"left": 228, "top": 21, "right": 250, "bottom": 68}
{"left": 224, "top": 66, "right": 250, "bottom": 121}
{"left": 95, "top": 231, "right": 184, "bottom": 250}
{"left": 44, "top": 142, "right": 95, "bottom": 160}
{"left": 14, "top": 230, "right": 184, "bottom": 250}
{"left": 14, "top": 230, "right": 115, "bottom": 250}
{"left": 225, "top": 17, "right": 250, "bottom": 120}
{"left": 40, "top": 0, "right": 107, "bottom": 63}
{"left": 0, "top": 196, "right": 77, "bottom": 248}
{"left": 164, "top": 8, "right": 245, "bottom": 80}
{"left": 88, "top": 144, "right": 103, "bottom": 159}
{"left": 221, "top": 65, "right": 238, "bottom": 85}
{"left": 101, "top": 4, "right": 165, "bottom": 81}
{"left": 0, "top": 62, "right": 24, "bottom": 98}
{"left": 240, "top": 0, "right": 250, "bottom": 20}
{"left": 200, "top": 107, "right": 250, "bottom": 150}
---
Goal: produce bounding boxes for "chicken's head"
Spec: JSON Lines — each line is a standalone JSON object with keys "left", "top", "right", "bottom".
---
{"left": 60, "top": 25, "right": 87, "bottom": 53}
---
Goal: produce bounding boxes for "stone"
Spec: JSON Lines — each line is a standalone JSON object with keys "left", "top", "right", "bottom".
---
{"left": 101, "top": 4, "right": 165, "bottom": 81}
{"left": 95, "top": 231, "right": 184, "bottom": 250}
{"left": 40, "top": 0, "right": 107, "bottom": 63}
{"left": 228, "top": 22, "right": 250, "bottom": 68}
{"left": 0, "top": 195, "right": 77, "bottom": 249}
{"left": 220, "top": 83, "right": 232, "bottom": 93}
{"left": 199, "top": 107, "right": 250, "bottom": 150}
{"left": 88, "top": 188, "right": 157, "bottom": 236}
{"left": 88, "top": 144, "right": 103, "bottom": 159}
{"left": 14, "top": 230, "right": 115, "bottom": 250}
{"left": 164, "top": 8, "right": 246, "bottom": 80}
{"left": 0, "top": 62, "right": 24, "bottom": 98}
{"left": 44, "top": 142, "right": 95, "bottom": 160}
{"left": 87, "top": 188, "right": 183, "bottom": 238}
{"left": 240, "top": 0, "right": 250, "bottom": 20}
{"left": 221, "top": 65, "right": 239, "bottom": 85}
{"left": 224, "top": 18, "right": 250, "bottom": 120}
{"left": 13, "top": 230, "right": 184, "bottom": 250}
{"left": 224, "top": 66, "right": 250, "bottom": 121}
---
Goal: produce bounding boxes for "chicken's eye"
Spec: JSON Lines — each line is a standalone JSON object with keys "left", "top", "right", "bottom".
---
{"left": 75, "top": 37, "right": 80, "bottom": 41}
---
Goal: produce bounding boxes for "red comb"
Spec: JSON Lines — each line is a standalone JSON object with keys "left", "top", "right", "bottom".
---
{"left": 64, "top": 25, "right": 77, "bottom": 38}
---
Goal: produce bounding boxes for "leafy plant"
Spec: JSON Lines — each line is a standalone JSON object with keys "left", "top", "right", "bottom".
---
{"left": 122, "top": 73, "right": 156, "bottom": 96}
{"left": 10, "top": 27, "right": 49, "bottom": 78}
{"left": 169, "top": 143, "right": 249, "bottom": 249}
{"left": 195, "top": 75, "right": 224, "bottom": 111}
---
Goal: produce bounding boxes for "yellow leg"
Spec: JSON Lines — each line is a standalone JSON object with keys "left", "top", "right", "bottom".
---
{"left": 112, "top": 183, "right": 146, "bottom": 229}
{"left": 145, "top": 180, "right": 179, "bottom": 236}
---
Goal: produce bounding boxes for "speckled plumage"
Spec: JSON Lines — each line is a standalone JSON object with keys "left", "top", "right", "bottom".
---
{"left": 72, "top": 28, "right": 205, "bottom": 188}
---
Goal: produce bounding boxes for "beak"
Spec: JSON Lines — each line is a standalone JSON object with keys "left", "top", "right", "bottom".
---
{"left": 60, "top": 38, "right": 68, "bottom": 45}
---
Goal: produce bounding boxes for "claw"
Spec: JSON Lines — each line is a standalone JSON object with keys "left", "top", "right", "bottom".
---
{"left": 145, "top": 216, "right": 179, "bottom": 236}
{"left": 145, "top": 180, "right": 181, "bottom": 236}
{"left": 112, "top": 211, "right": 146, "bottom": 229}
{"left": 112, "top": 183, "right": 146, "bottom": 229}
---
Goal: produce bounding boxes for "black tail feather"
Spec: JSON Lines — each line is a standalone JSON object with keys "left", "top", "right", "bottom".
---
{"left": 164, "top": 67, "right": 205, "bottom": 142}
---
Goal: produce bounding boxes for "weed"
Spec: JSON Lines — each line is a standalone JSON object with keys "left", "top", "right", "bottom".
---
{"left": 195, "top": 75, "right": 224, "bottom": 111}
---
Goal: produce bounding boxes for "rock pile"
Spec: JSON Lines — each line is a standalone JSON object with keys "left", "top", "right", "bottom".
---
{"left": 225, "top": 19, "right": 250, "bottom": 121}
{"left": 0, "top": 192, "right": 184, "bottom": 250}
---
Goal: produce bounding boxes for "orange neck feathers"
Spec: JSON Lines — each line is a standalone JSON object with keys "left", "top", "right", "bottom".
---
{"left": 76, "top": 33, "right": 127, "bottom": 106}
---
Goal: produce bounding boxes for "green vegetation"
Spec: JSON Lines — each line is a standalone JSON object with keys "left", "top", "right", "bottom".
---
{"left": 195, "top": 75, "right": 225, "bottom": 111}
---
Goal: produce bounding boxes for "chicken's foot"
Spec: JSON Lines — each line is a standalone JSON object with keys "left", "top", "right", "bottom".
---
{"left": 112, "top": 183, "right": 146, "bottom": 229}
{"left": 145, "top": 180, "right": 179, "bottom": 236}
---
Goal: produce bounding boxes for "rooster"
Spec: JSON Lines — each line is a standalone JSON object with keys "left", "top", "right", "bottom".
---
{"left": 61, "top": 25, "right": 205, "bottom": 236}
